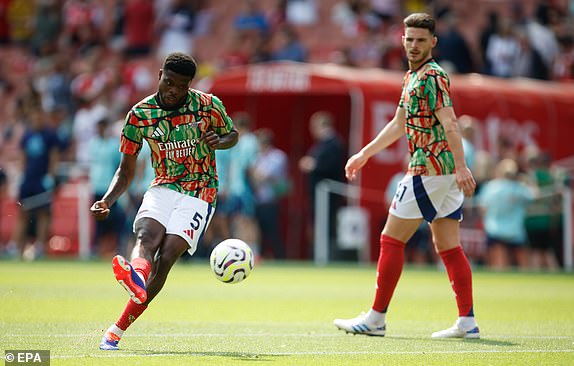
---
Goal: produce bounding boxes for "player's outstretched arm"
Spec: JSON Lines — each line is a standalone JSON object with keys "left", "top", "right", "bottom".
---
{"left": 90, "top": 153, "right": 137, "bottom": 220}
{"left": 345, "top": 107, "right": 406, "bottom": 181}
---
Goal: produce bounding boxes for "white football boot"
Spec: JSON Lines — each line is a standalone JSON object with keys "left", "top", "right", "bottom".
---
{"left": 431, "top": 317, "right": 480, "bottom": 339}
{"left": 333, "top": 312, "right": 386, "bottom": 337}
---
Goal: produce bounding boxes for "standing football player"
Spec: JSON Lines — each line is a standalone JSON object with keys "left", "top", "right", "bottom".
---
{"left": 334, "top": 13, "right": 479, "bottom": 339}
{"left": 92, "top": 52, "right": 238, "bottom": 350}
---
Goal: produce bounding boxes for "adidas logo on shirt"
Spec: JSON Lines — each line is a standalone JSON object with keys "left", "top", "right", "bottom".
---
{"left": 152, "top": 127, "right": 165, "bottom": 138}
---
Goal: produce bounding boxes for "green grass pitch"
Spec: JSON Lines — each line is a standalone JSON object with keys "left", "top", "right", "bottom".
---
{"left": 1, "top": 260, "right": 573, "bottom": 365}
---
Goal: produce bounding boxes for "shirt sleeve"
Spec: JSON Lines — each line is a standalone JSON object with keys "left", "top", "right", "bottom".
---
{"left": 426, "top": 71, "right": 452, "bottom": 112}
{"left": 119, "top": 111, "right": 143, "bottom": 155}
{"left": 398, "top": 74, "right": 408, "bottom": 109}
{"left": 210, "top": 95, "right": 234, "bottom": 136}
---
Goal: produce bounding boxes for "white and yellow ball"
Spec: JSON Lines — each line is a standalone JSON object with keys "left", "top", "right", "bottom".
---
{"left": 209, "top": 239, "right": 254, "bottom": 284}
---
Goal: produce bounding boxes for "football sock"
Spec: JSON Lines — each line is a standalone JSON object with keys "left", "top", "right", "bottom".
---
{"left": 372, "top": 234, "right": 405, "bottom": 313}
{"left": 131, "top": 257, "right": 151, "bottom": 284}
{"left": 439, "top": 245, "right": 474, "bottom": 317}
{"left": 366, "top": 308, "right": 386, "bottom": 326}
{"left": 104, "top": 324, "right": 124, "bottom": 339}
{"left": 115, "top": 299, "right": 148, "bottom": 331}
{"left": 457, "top": 316, "right": 477, "bottom": 331}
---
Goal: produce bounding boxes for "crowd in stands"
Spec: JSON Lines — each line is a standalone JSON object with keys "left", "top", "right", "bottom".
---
{"left": 0, "top": 0, "right": 572, "bottom": 268}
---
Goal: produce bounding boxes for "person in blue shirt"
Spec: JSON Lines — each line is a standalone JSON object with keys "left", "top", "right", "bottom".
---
{"left": 13, "top": 108, "right": 61, "bottom": 260}
{"left": 271, "top": 26, "right": 308, "bottom": 62}
{"left": 477, "top": 158, "right": 534, "bottom": 270}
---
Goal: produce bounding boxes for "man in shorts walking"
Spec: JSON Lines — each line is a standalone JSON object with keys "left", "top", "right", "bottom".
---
{"left": 91, "top": 52, "right": 238, "bottom": 350}
{"left": 334, "top": 13, "right": 479, "bottom": 339}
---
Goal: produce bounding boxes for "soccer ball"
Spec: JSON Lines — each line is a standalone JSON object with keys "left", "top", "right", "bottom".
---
{"left": 210, "top": 239, "right": 254, "bottom": 284}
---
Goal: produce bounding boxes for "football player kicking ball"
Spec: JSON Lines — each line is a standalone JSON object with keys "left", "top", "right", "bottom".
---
{"left": 91, "top": 52, "right": 238, "bottom": 350}
{"left": 333, "top": 13, "right": 480, "bottom": 339}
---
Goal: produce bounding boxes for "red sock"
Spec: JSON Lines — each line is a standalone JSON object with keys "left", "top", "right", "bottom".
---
{"left": 439, "top": 245, "right": 474, "bottom": 317}
{"left": 372, "top": 234, "right": 405, "bottom": 313}
{"left": 115, "top": 299, "right": 148, "bottom": 331}
{"left": 131, "top": 257, "right": 151, "bottom": 284}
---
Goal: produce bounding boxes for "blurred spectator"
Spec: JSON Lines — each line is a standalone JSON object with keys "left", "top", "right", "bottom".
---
{"left": 12, "top": 107, "right": 61, "bottom": 260}
{"left": 122, "top": 0, "right": 155, "bottom": 57}
{"left": 521, "top": 2, "right": 560, "bottom": 77}
{"left": 285, "top": 0, "right": 317, "bottom": 26}
{"left": 220, "top": 33, "right": 252, "bottom": 68}
{"left": 298, "top": 111, "right": 345, "bottom": 258}
{"left": 370, "top": 0, "right": 400, "bottom": 19}
{"left": 271, "top": 25, "right": 307, "bottom": 62}
{"left": 156, "top": 0, "right": 196, "bottom": 61}
{"left": 479, "top": 11, "right": 499, "bottom": 74}
{"left": 250, "top": 34, "right": 273, "bottom": 63}
{"left": 329, "top": 46, "right": 356, "bottom": 67}
{"left": 30, "top": 0, "right": 62, "bottom": 57}
{"left": 70, "top": 50, "right": 109, "bottom": 174}
{"left": 459, "top": 115, "right": 477, "bottom": 172}
{"left": 435, "top": 11, "right": 474, "bottom": 74}
{"left": 33, "top": 55, "right": 74, "bottom": 115}
{"left": 331, "top": 0, "right": 382, "bottom": 38}
{"left": 252, "top": 128, "right": 290, "bottom": 259}
{"left": 485, "top": 16, "right": 520, "bottom": 78}
{"left": 477, "top": 158, "right": 534, "bottom": 270}
{"left": 514, "top": 27, "right": 549, "bottom": 80}
{"left": 62, "top": 0, "right": 105, "bottom": 54}
{"left": 88, "top": 117, "right": 124, "bottom": 258}
{"left": 49, "top": 106, "right": 74, "bottom": 166}
{"left": 299, "top": 111, "right": 346, "bottom": 203}
{"left": 553, "top": 34, "right": 574, "bottom": 81}
{"left": 331, "top": 0, "right": 359, "bottom": 37}
{"left": 523, "top": 149, "right": 561, "bottom": 270}
{"left": 348, "top": 27, "right": 384, "bottom": 68}
{"left": 233, "top": 0, "right": 270, "bottom": 37}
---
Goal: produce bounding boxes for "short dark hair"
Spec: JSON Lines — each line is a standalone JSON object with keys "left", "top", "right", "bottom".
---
{"left": 163, "top": 52, "right": 197, "bottom": 79}
{"left": 404, "top": 13, "right": 436, "bottom": 35}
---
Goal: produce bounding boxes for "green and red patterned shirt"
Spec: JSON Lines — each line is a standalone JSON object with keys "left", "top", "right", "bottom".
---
{"left": 399, "top": 58, "right": 455, "bottom": 176}
{"left": 120, "top": 89, "right": 234, "bottom": 205}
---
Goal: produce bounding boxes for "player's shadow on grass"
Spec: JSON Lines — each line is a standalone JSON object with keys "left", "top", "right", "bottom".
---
{"left": 132, "top": 350, "right": 281, "bottom": 362}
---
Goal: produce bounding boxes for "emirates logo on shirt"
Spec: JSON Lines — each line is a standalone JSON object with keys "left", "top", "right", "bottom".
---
{"left": 157, "top": 139, "right": 198, "bottom": 160}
